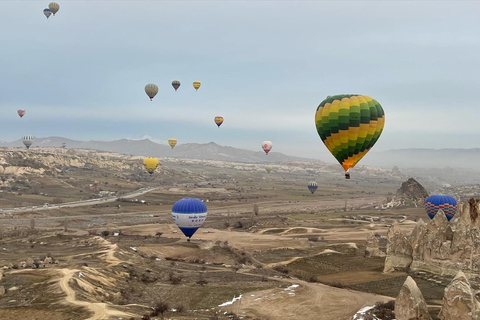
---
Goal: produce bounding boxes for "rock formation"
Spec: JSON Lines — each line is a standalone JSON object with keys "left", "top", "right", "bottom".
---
{"left": 364, "top": 233, "right": 386, "bottom": 258}
{"left": 438, "top": 271, "right": 480, "bottom": 320}
{"left": 395, "top": 276, "right": 431, "bottom": 320}
{"left": 383, "top": 199, "right": 480, "bottom": 278}
{"left": 383, "top": 178, "right": 429, "bottom": 209}
{"left": 383, "top": 222, "right": 412, "bottom": 272}
{"left": 391, "top": 165, "right": 402, "bottom": 176}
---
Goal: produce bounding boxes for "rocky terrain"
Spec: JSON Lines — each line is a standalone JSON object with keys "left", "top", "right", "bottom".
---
{"left": 383, "top": 177, "right": 430, "bottom": 209}
{"left": 381, "top": 199, "right": 480, "bottom": 281}
{"left": 0, "top": 147, "right": 479, "bottom": 319}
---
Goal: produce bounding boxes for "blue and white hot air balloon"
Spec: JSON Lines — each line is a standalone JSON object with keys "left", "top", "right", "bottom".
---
{"left": 43, "top": 8, "right": 52, "bottom": 19}
{"left": 22, "top": 135, "right": 34, "bottom": 149}
{"left": 172, "top": 198, "right": 207, "bottom": 240}
{"left": 424, "top": 195, "right": 457, "bottom": 221}
{"left": 307, "top": 181, "right": 318, "bottom": 194}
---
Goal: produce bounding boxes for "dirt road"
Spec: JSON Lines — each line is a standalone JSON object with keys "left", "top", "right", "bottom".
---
{"left": 56, "top": 238, "right": 132, "bottom": 320}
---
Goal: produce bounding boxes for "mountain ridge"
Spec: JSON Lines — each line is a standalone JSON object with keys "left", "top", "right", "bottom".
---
{"left": 2, "top": 136, "right": 480, "bottom": 169}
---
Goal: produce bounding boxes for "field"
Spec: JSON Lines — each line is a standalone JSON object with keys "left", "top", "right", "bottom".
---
{"left": 0, "top": 154, "right": 449, "bottom": 319}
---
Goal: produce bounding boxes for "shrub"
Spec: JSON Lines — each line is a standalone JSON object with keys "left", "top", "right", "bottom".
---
{"left": 169, "top": 272, "right": 182, "bottom": 284}
{"left": 372, "top": 300, "right": 395, "bottom": 320}
{"left": 273, "top": 265, "right": 289, "bottom": 274}
{"left": 152, "top": 301, "right": 170, "bottom": 315}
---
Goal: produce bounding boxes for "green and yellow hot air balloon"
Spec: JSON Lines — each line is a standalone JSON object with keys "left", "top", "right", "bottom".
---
{"left": 143, "top": 157, "right": 159, "bottom": 174}
{"left": 168, "top": 138, "right": 177, "bottom": 149}
{"left": 315, "top": 94, "right": 385, "bottom": 179}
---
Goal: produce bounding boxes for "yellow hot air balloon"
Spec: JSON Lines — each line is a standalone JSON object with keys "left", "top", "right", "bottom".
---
{"left": 143, "top": 157, "right": 159, "bottom": 174}
{"left": 168, "top": 138, "right": 177, "bottom": 149}
{"left": 48, "top": 2, "right": 59, "bottom": 15}
{"left": 193, "top": 81, "right": 201, "bottom": 91}
{"left": 315, "top": 94, "right": 385, "bottom": 179}
{"left": 265, "top": 165, "right": 273, "bottom": 174}
{"left": 145, "top": 83, "right": 158, "bottom": 101}
{"left": 214, "top": 116, "right": 224, "bottom": 127}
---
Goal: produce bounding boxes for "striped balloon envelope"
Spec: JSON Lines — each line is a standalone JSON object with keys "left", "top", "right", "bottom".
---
{"left": 424, "top": 195, "right": 457, "bottom": 221}
{"left": 307, "top": 181, "right": 318, "bottom": 194}
{"left": 171, "top": 198, "right": 207, "bottom": 240}
{"left": 315, "top": 94, "right": 385, "bottom": 178}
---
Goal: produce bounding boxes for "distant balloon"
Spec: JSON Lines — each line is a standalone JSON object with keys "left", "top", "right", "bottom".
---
{"left": 43, "top": 8, "right": 52, "bottom": 19}
{"left": 193, "top": 81, "right": 201, "bottom": 91}
{"left": 17, "top": 110, "right": 25, "bottom": 118}
{"left": 315, "top": 94, "right": 385, "bottom": 179}
{"left": 265, "top": 165, "right": 273, "bottom": 174}
{"left": 171, "top": 198, "right": 207, "bottom": 240}
{"left": 143, "top": 157, "right": 159, "bottom": 175}
{"left": 214, "top": 116, "right": 224, "bottom": 128}
{"left": 22, "top": 135, "right": 34, "bottom": 149}
{"left": 262, "top": 141, "right": 273, "bottom": 155}
{"left": 172, "top": 80, "right": 181, "bottom": 91}
{"left": 424, "top": 195, "right": 457, "bottom": 221}
{"left": 48, "top": 2, "right": 59, "bottom": 15}
{"left": 168, "top": 138, "right": 177, "bottom": 149}
{"left": 307, "top": 181, "right": 318, "bottom": 194}
{"left": 145, "top": 83, "right": 158, "bottom": 101}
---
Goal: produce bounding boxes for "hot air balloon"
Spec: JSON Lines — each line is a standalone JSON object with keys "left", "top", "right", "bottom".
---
{"left": 193, "top": 81, "right": 201, "bottom": 91}
{"left": 172, "top": 198, "right": 207, "bottom": 240}
{"left": 145, "top": 84, "right": 158, "bottom": 101}
{"left": 172, "top": 80, "right": 180, "bottom": 91}
{"left": 315, "top": 94, "right": 385, "bottom": 179}
{"left": 43, "top": 8, "right": 52, "bottom": 19}
{"left": 214, "top": 116, "right": 224, "bottom": 128}
{"left": 22, "top": 135, "right": 34, "bottom": 149}
{"left": 307, "top": 181, "right": 318, "bottom": 194}
{"left": 265, "top": 165, "right": 273, "bottom": 174}
{"left": 17, "top": 110, "right": 25, "bottom": 118}
{"left": 168, "top": 138, "right": 177, "bottom": 149}
{"left": 262, "top": 141, "right": 273, "bottom": 155}
{"left": 143, "top": 157, "right": 159, "bottom": 175}
{"left": 424, "top": 195, "right": 457, "bottom": 221}
{"left": 48, "top": 2, "right": 59, "bottom": 15}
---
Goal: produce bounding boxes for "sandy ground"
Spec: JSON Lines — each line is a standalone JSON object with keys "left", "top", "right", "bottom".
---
{"left": 121, "top": 222, "right": 412, "bottom": 320}
{"left": 222, "top": 279, "right": 392, "bottom": 320}
{"left": 56, "top": 237, "right": 135, "bottom": 320}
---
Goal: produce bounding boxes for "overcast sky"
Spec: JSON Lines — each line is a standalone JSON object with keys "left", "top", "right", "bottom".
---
{"left": 1, "top": 1, "right": 479, "bottom": 164}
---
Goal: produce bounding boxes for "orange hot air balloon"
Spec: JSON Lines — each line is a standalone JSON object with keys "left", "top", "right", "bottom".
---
{"left": 214, "top": 116, "right": 224, "bottom": 127}
{"left": 17, "top": 110, "right": 25, "bottom": 118}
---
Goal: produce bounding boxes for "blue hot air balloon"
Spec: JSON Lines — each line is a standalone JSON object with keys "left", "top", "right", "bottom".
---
{"left": 43, "top": 8, "right": 52, "bottom": 19}
{"left": 424, "top": 195, "right": 457, "bottom": 221}
{"left": 172, "top": 198, "right": 207, "bottom": 240}
{"left": 307, "top": 181, "right": 318, "bottom": 194}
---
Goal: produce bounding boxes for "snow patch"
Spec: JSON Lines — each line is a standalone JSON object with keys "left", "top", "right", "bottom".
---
{"left": 218, "top": 294, "right": 243, "bottom": 307}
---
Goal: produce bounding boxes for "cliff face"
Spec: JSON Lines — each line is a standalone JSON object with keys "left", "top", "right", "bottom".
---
{"left": 383, "top": 199, "right": 480, "bottom": 279}
{"left": 0, "top": 148, "right": 140, "bottom": 176}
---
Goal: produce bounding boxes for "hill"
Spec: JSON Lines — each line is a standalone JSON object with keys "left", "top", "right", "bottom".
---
{"left": 1, "top": 137, "right": 312, "bottom": 163}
